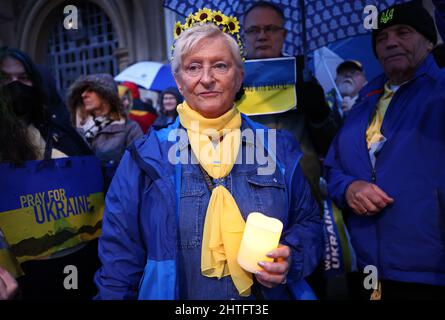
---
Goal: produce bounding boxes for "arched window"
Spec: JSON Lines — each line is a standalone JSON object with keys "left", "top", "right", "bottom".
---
{"left": 46, "top": 2, "right": 119, "bottom": 94}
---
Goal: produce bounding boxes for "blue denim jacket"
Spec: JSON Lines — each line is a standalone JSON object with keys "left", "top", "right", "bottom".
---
{"left": 95, "top": 115, "right": 323, "bottom": 300}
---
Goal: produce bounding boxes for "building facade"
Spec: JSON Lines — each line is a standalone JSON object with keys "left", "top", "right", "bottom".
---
{"left": 0, "top": 0, "right": 173, "bottom": 93}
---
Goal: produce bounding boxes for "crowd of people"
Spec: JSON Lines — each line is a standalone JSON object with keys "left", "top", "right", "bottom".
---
{"left": 0, "top": 0, "right": 444, "bottom": 300}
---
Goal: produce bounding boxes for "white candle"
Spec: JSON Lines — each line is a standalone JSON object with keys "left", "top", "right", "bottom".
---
{"left": 237, "top": 212, "right": 283, "bottom": 273}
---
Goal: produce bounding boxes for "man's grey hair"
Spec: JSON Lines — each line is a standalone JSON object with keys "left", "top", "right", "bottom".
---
{"left": 171, "top": 23, "right": 244, "bottom": 74}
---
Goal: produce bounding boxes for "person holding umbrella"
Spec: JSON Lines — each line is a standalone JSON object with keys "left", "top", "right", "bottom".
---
{"left": 94, "top": 9, "right": 322, "bottom": 300}
{"left": 243, "top": 2, "right": 342, "bottom": 209}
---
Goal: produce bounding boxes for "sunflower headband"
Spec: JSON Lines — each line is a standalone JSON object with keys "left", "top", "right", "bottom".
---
{"left": 171, "top": 8, "right": 245, "bottom": 61}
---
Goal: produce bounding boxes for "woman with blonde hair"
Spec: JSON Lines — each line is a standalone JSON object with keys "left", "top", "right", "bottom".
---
{"left": 95, "top": 10, "right": 322, "bottom": 300}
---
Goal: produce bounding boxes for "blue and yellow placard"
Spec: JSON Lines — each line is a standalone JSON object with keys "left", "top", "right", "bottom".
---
{"left": 236, "top": 57, "right": 297, "bottom": 116}
{"left": 0, "top": 156, "right": 105, "bottom": 265}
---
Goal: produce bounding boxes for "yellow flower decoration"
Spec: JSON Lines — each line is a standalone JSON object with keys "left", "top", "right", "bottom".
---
{"left": 185, "top": 14, "right": 195, "bottom": 28}
{"left": 171, "top": 8, "right": 245, "bottom": 61}
{"left": 195, "top": 8, "right": 213, "bottom": 24}
{"left": 174, "top": 22, "right": 183, "bottom": 39}
{"left": 225, "top": 16, "right": 240, "bottom": 34}
{"left": 212, "top": 10, "right": 226, "bottom": 26}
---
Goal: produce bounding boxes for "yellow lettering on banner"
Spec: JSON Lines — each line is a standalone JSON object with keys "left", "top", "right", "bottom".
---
{"left": 48, "top": 190, "right": 54, "bottom": 202}
{"left": 26, "top": 194, "right": 35, "bottom": 207}
{"left": 0, "top": 192, "right": 104, "bottom": 254}
{"left": 20, "top": 195, "right": 27, "bottom": 207}
{"left": 20, "top": 190, "right": 65, "bottom": 208}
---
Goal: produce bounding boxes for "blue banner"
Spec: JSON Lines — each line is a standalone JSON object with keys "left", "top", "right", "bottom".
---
{"left": 0, "top": 156, "right": 105, "bottom": 263}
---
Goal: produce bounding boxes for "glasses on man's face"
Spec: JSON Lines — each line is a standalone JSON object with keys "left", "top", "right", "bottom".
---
{"left": 244, "top": 25, "right": 285, "bottom": 37}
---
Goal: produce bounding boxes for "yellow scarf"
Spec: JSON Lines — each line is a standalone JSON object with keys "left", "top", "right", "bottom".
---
{"left": 177, "top": 102, "right": 253, "bottom": 297}
{"left": 366, "top": 83, "right": 395, "bottom": 149}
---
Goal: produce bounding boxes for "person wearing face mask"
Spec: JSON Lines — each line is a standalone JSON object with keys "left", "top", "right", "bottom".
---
{"left": 152, "top": 87, "right": 183, "bottom": 129}
{"left": 0, "top": 48, "right": 102, "bottom": 300}
{"left": 0, "top": 48, "right": 92, "bottom": 162}
{"left": 326, "top": 61, "right": 367, "bottom": 120}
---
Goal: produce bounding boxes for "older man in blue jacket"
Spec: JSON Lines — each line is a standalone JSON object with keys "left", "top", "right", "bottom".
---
{"left": 325, "top": 1, "right": 445, "bottom": 299}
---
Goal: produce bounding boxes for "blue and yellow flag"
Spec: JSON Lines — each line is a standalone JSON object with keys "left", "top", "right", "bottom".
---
{"left": 0, "top": 156, "right": 105, "bottom": 265}
{"left": 236, "top": 57, "right": 297, "bottom": 116}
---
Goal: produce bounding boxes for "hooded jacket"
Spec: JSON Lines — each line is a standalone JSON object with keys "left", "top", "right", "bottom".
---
{"left": 67, "top": 75, "right": 143, "bottom": 164}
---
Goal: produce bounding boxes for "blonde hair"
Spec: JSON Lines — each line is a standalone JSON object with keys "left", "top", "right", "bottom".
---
{"left": 171, "top": 23, "right": 244, "bottom": 74}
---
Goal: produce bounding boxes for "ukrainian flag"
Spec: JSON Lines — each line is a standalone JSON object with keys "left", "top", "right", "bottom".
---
{"left": 237, "top": 57, "right": 297, "bottom": 115}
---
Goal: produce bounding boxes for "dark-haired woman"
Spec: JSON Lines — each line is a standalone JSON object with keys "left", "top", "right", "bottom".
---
{"left": 0, "top": 48, "right": 99, "bottom": 300}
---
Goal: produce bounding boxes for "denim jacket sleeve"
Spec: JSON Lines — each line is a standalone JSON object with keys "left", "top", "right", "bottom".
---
{"left": 281, "top": 164, "right": 324, "bottom": 282}
{"left": 94, "top": 151, "right": 147, "bottom": 299}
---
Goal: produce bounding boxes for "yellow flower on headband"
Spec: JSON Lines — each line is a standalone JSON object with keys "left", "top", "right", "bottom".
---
{"left": 225, "top": 16, "right": 240, "bottom": 35}
{"left": 195, "top": 8, "right": 213, "bottom": 23}
{"left": 185, "top": 14, "right": 195, "bottom": 28}
{"left": 171, "top": 8, "right": 245, "bottom": 62}
{"left": 174, "top": 22, "right": 183, "bottom": 39}
{"left": 213, "top": 10, "right": 227, "bottom": 26}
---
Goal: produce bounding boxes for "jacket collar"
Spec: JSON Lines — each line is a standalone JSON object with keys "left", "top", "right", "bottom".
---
{"left": 362, "top": 54, "right": 441, "bottom": 99}
{"left": 132, "top": 114, "right": 265, "bottom": 174}
{"left": 170, "top": 115, "right": 256, "bottom": 153}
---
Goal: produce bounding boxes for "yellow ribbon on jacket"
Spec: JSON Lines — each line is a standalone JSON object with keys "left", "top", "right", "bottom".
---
{"left": 177, "top": 102, "right": 253, "bottom": 297}
{"left": 366, "top": 83, "right": 395, "bottom": 149}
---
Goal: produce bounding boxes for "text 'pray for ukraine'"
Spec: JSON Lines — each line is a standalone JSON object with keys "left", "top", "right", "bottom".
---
{"left": 19, "top": 188, "right": 92, "bottom": 224}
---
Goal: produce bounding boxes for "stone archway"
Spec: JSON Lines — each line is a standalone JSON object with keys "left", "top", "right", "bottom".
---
{"left": 17, "top": 0, "right": 131, "bottom": 66}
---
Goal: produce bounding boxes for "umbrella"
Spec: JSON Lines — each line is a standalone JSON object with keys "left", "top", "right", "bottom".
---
{"left": 434, "top": 0, "right": 445, "bottom": 41}
{"left": 313, "top": 46, "right": 344, "bottom": 97}
{"left": 163, "top": 0, "right": 409, "bottom": 56}
{"left": 312, "top": 35, "right": 383, "bottom": 95}
{"left": 114, "top": 61, "right": 177, "bottom": 92}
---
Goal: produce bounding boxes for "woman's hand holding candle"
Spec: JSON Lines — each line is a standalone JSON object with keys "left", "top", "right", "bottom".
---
{"left": 254, "top": 244, "right": 291, "bottom": 288}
